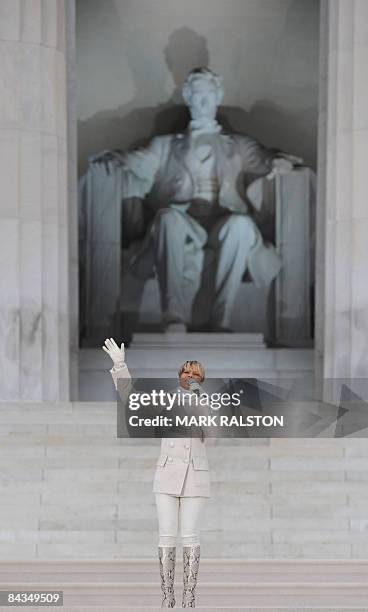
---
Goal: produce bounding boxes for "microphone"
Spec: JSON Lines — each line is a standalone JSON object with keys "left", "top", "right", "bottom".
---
{"left": 188, "top": 378, "right": 201, "bottom": 396}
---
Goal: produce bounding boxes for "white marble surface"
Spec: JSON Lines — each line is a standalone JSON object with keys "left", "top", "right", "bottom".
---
{"left": 65, "top": 0, "right": 79, "bottom": 402}
{"left": 317, "top": 0, "right": 368, "bottom": 379}
{"left": 0, "top": 1, "right": 77, "bottom": 401}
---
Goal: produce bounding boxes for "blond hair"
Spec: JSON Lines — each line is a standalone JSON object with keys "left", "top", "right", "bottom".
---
{"left": 178, "top": 360, "right": 205, "bottom": 382}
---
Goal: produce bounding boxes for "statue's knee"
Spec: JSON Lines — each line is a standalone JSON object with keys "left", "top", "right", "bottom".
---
{"left": 223, "top": 214, "right": 257, "bottom": 241}
{"left": 154, "top": 207, "right": 179, "bottom": 224}
{"left": 240, "top": 214, "right": 256, "bottom": 232}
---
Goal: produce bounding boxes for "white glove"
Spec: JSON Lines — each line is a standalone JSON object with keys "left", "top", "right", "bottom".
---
{"left": 102, "top": 338, "right": 125, "bottom": 369}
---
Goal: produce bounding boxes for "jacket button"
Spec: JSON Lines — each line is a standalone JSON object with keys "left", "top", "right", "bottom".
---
{"left": 169, "top": 442, "right": 174, "bottom": 447}
{"left": 183, "top": 458, "right": 189, "bottom": 463}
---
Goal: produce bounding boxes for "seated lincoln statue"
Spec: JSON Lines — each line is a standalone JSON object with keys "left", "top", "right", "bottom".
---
{"left": 85, "top": 68, "right": 304, "bottom": 334}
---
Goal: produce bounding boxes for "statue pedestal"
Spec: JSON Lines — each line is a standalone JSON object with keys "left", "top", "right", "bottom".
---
{"left": 78, "top": 334, "right": 314, "bottom": 401}
{"left": 130, "top": 332, "right": 266, "bottom": 349}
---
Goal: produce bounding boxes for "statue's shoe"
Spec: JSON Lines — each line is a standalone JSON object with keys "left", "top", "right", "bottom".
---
{"left": 164, "top": 321, "right": 186, "bottom": 333}
{"left": 187, "top": 323, "right": 212, "bottom": 332}
{"left": 210, "top": 325, "right": 234, "bottom": 333}
{"left": 187, "top": 323, "right": 234, "bottom": 333}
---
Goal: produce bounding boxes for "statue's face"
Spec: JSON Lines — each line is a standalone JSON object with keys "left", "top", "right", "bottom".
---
{"left": 187, "top": 78, "right": 218, "bottom": 122}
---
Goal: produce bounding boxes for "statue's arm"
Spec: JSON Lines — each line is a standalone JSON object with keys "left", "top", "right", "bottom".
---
{"left": 238, "top": 135, "right": 277, "bottom": 175}
{"left": 117, "top": 137, "right": 163, "bottom": 200}
{"left": 238, "top": 135, "right": 303, "bottom": 177}
{"left": 90, "top": 137, "right": 163, "bottom": 199}
{"left": 120, "top": 137, "right": 162, "bottom": 186}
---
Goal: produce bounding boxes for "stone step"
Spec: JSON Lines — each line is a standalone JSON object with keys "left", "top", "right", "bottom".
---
{"left": 0, "top": 579, "right": 368, "bottom": 608}
{"left": 0, "top": 609, "right": 357, "bottom": 612}
{"left": 0, "top": 601, "right": 346, "bottom": 612}
{"left": 2, "top": 559, "right": 368, "bottom": 609}
{"left": 0, "top": 406, "right": 364, "bottom": 561}
{"left": 79, "top": 343, "right": 314, "bottom": 400}
{"left": 81, "top": 345, "right": 313, "bottom": 372}
{"left": 1, "top": 559, "right": 368, "bottom": 583}
{"left": 0, "top": 609, "right": 345, "bottom": 612}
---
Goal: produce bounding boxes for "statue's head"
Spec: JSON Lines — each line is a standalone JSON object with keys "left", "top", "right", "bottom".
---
{"left": 182, "top": 68, "right": 224, "bottom": 122}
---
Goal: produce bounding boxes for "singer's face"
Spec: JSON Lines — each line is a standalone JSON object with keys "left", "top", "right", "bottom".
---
{"left": 179, "top": 367, "right": 202, "bottom": 390}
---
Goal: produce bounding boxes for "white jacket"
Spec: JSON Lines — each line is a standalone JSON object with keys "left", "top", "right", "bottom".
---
{"left": 110, "top": 364, "right": 211, "bottom": 497}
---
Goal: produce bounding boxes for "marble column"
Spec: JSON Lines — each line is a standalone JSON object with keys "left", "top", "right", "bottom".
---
{"left": 316, "top": 0, "right": 368, "bottom": 379}
{"left": 0, "top": 0, "right": 78, "bottom": 400}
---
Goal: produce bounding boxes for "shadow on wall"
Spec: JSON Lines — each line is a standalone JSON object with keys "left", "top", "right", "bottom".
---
{"left": 78, "top": 23, "right": 317, "bottom": 176}
{"left": 78, "top": 26, "right": 209, "bottom": 175}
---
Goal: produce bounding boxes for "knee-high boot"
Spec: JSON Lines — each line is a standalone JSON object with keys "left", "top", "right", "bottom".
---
{"left": 182, "top": 545, "right": 200, "bottom": 608}
{"left": 158, "top": 546, "right": 176, "bottom": 608}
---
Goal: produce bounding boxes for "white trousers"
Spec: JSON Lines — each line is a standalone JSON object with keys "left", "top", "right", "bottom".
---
{"left": 155, "top": 493, "right": 207, "bottom": 547}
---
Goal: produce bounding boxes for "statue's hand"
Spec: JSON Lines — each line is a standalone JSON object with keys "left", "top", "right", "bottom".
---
{"left": 102, "top": 338, "right": 125, "bottom": 368}
{"left": 266, "top": 153, "right": 303, "bottom": 180}
{"left": 88, "top": 150, "right": 127, "bottom": 175}
{"left": 272, "top": 157, "right": 293, "bottom": 173}
{"left": 281, "top": 153, "right": 304, "bottom": 166}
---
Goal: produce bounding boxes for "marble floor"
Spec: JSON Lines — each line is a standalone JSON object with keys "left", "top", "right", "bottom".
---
{"left": 1, "top": 558, "right": 368, "bottom": 608}
{"left": 79, "top": 333, "right": 314, "bottom": 401}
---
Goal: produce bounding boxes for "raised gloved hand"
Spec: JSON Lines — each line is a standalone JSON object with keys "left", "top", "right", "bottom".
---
{"left": 102, "top": 338, "right": 125, "bottom": 369}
